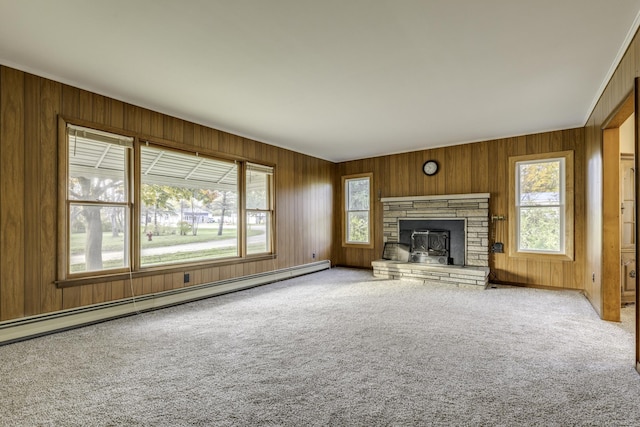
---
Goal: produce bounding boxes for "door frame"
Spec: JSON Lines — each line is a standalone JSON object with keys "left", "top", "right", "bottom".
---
{"left": 601, "top": 85, "right": 637, "bottom": 373}
{"left": 635, "top": 78, "right": 640, "bottom": 374}
{"left": 602, "top": 93, "right": 634, "bottom": 322}
{"left": 602, "top": 127, "right": 621, "bottom": 320}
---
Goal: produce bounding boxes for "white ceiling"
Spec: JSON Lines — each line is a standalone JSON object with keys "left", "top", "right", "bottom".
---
{"left": 1, "top": 0, "right": 640, "bottom": 162}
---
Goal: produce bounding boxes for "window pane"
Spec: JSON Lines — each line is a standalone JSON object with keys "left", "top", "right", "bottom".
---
{"left": 519, "top": 206, "right": 561, "bottom": 252}
{"left": 246, "top": 164, "right": 273, "bottom": 255}
{"left": 347, "top": 178, "right": 370, "bottom": 210}
{"left": 68, "top": 137, "right": 127, "bottom": 202}
{"left": 347, "top": 211, "right": 369, "bottom": 243}
{"left": 246, "top": 169, "right": 270, "bottom": 210}
{"left": 69, "top": 204, "right": 128, "bottom": 273}
{"left": 518, "top": 160, "right": 560, "bottom": 206}
{"left": 140, "top": 146, "right": 239, "bottom": 266}
{"left": 247, "top": 212, "right": 271, "bottom": 255}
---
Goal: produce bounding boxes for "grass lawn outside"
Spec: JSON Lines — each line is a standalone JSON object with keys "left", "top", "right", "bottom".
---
{"left": 69, "top": 224, "right": 269, "bottom": 272}
{"left": 70, "top": 225, "right": 263, "bottom": 255}
{"left": 70, "top": 241, "right": 269, "bottom": 273}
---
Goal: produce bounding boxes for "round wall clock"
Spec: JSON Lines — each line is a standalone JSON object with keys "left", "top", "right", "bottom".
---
{"left": 422, "top": 160, "right": 439, "bottom": 176}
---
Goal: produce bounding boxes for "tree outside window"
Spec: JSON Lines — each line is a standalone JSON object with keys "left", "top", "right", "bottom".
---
{"left": 517, "top": 159, "right": 563, "bottom": 252}
{"left": 139, "top": 145, "right": 239, "bottom": 267}
{"left": 67, "top": 126, "right": 132, "bottom": 274}
{"left": 509, "top": 151, "right": 574, "bottom": 260}
{"left": 61, "top": 121, "right": 275, "bottom": 280}
{"left": 246, "top": 163, "right": 274, "bottom": 255}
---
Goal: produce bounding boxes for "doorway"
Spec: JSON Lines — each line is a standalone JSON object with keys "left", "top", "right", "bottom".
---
{"left": 602, "top": 95, "right": 633, "bottom": 321}
{"left": 603, "top": 88, "right": 639, "bottom": 373}
{"left": 621, "top": 151, "right": 636, "bottom": 306}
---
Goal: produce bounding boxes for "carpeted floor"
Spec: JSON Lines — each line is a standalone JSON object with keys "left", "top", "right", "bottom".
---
{"left": 1, "top": 267, "right": 639, "bottom": 426}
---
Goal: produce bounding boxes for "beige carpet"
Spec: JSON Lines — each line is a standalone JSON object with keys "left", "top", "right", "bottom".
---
{"left": 1, "top": 267, "right": 639, "bottom": 426}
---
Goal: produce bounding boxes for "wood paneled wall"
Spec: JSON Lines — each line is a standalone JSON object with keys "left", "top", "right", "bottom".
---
{"left": 584, "top": 29, "right": 640, "bottom": 320}
{"left": 0, "top": 65, "right": 334, "bottom": 322}
{"left": 333, "top": 128, "right": 586, "bottom": 290}
{"left": 5, "top": 18, "right": 640, "bottom": 323}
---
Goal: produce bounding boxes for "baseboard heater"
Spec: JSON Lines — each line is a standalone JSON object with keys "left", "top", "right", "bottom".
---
{"left": 0, "top": 260, "right": 330, "bottom": 346}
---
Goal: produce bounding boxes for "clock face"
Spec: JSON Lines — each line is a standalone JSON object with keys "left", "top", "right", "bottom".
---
{"left": 423, "top": 160, "right": 438, "bottom": 176}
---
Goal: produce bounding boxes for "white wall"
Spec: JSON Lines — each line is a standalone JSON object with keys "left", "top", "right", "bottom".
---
{"left": 620, "top": 113, "right": 635, "bottom": 154}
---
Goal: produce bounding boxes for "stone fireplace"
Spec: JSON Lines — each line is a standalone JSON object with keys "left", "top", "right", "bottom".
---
{"left": 372, "top": 193, "right": 490, "bottom": 288}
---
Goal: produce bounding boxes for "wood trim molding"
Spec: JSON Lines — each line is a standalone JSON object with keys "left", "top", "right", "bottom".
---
{"left": 508, "top": 150, "right": 575, "bottom": 262}
{"left": 341, "top": 172, "right": 375, "bottom": 249}
{"left": 602, "top": 128, "right": 621, "bottom": 320}
{"left": 603, "top": 92, "right": 634, "bottom": 130}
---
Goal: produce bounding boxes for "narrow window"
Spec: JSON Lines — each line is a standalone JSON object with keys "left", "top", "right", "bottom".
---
{"left": 245, "top": 163, "right": 274, "bottom": 255}
{"left": 140, "top": 145, "right": 239, "bottom": 266}
{"left": 342, "top": 173, "right": 373, "bottom": 247}
{"left": 509, "top": 151, "right": 574, "bottom": 260}
{"left": 66, "top": 125, "right": 133, "bottom": 274}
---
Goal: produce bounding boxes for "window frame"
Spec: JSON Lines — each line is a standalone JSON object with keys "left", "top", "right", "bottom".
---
{"left": 57, "top": 117, "right": 277, "bottom": 284}
{"left": 508, "top": 150, "right": 574, "bottom": 261}
{"left": 138, "top": 142, "right": 242, "bottom": 268}
{"left": 245, "top": 163, "right": 275, "bottom": 256}
{"left": 59, "top": 121, "right": 136, "bottom": 279}
{"left": 341, "top": 172, "right": 374, "bottom": 249}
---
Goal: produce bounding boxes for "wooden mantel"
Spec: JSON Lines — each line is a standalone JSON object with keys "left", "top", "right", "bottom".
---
{"left": 380, "top": 193, "right": 491, "bottom": 203}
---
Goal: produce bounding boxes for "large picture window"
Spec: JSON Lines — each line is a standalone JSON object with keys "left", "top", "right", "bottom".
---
{"left": 60, "top": 121, "right": 275, "bottom": 281}
{"left": 342, "top": 173, "right": 373, "bottom": 248}
{"left": 509, "top": 151, "right": 574, "bottom": 260}
{"left": 140, "top": 145, "right": 239, "bottom": 266}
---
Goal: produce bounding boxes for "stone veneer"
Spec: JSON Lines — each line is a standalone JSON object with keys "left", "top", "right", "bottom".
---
{"left": 371, "top": 261, "right": 490, "bottom": 289}
{"left": 373, "top": 193, "right": 490, "bottom": 288}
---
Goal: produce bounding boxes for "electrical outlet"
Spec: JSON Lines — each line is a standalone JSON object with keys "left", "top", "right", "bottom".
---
{"left": 184, "top": 273, "right": 190, "bottom": 283}
{"left": 592, "top": 272, "right": 595, "bottom": 283}
{"left": 312, "top": 252, "right": 316, "bottom": 259}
